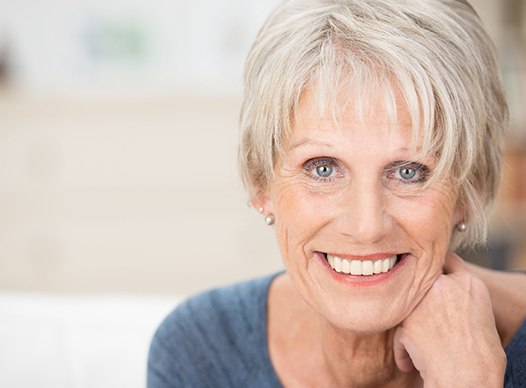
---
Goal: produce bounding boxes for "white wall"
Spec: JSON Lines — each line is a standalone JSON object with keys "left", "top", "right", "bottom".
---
{"left": 0, "top": 0, "right": 280, "bottom": 95}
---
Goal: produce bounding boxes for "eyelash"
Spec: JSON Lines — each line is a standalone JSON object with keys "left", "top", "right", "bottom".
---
{"left": 303, "top": 158, "right": 430, "bottom": 184}
{"left": 303, "top": 158, "right": 339, "bottom": 182}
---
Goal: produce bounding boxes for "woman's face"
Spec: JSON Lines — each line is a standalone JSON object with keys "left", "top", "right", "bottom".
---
{"left": 261, "top": 90, "right": 461, "bottom": 333}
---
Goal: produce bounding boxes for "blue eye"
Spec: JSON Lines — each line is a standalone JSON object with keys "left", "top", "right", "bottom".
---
{"left": 316, "top": 165, "right": 333, "bottom": 177}
{"left": 304, "top": 158, "right": 339, "bottom": 181}
{"left": 390, "top": 162, "right": 429, "bottom": 184}
{"left": 399, "top": 167, "right": 416, "bottom": 180}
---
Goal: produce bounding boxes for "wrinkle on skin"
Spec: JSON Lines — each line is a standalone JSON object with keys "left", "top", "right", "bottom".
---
{"left": 320, "top": 319, "right": 399, "bottom": 383}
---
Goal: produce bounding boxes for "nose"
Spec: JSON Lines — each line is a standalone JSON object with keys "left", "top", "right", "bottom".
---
{"left": 337, "top": 179, "right": 391, "bottom": 244}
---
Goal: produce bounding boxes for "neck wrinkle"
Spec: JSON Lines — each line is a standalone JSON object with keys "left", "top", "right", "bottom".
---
{"left": 317, "top": 316, "right": 412, "bottom": 388}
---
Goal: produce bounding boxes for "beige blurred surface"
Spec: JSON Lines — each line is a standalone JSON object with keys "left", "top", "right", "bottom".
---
{"left": 0, "top": 93, "right": 282, "bottom": 294}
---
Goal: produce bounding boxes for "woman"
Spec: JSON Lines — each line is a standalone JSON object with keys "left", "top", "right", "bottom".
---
{"left": 148, "top": 0, "right": 526, "bottom": 386}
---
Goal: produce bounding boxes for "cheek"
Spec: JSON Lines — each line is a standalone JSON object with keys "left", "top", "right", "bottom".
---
{"left": 403, "top": 203, "right": 451, "bottom": 235}
{"left": 271, "top": 184, "right": 333, "bottom": 254}
{"left": 272, "top": 182, "right": 334, "bottom": 222}
{"left": 396, "top": 192, "right": 457, "bottom": 258}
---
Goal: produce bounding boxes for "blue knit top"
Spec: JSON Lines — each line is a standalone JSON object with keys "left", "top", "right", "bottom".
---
{"left": 148, "top": 273, "right": 526, "bottom": 387}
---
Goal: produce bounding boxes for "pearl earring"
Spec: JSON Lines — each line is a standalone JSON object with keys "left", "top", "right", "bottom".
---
{"left": 457, "top": 222, "right": 467, "bottom": 232}
{"left": 264, "top": 214, "right": 275, "bottom": 226}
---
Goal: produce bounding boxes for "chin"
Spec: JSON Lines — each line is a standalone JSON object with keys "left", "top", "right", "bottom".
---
{"left": 315, "top": 298, "right": 406, "bottom": 334}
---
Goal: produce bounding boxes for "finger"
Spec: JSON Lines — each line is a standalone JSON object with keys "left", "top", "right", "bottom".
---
{"left": 442, "top": 252, "right": 467, "bottom": 275}
{"left": 393, "top": 327, "right": 415, "bottom": 373}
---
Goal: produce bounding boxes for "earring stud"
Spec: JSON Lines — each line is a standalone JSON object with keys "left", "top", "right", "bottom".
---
{"left": 264, "top": 214, "right": 275, "bottom": 226}
{"left": 457, "top": 222, "right": 467, "bottom": 232}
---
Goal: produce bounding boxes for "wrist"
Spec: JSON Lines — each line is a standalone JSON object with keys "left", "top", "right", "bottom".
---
{"left": 422, "top": 352, "right": 506, "bottom": 388}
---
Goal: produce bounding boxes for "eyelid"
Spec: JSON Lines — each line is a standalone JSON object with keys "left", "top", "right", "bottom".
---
{"left": 387, "top": 161, "right": 430, "bottom": 184}
{"left": 389, "top": 160, "right": 428, "bottom": 170}
{"left": 304, "top": 157, "right": 336, "bottom": 169}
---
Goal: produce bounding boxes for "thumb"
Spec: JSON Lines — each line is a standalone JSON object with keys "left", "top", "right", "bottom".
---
{"left": 393, "top": 326, "right": 415, "bottom": 373}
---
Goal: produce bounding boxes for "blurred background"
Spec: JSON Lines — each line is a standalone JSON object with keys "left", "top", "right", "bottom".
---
{"left": 0, "top": 1, "right": 524, "bottom": 387}
{"left": 0, "top": 0, "right": 524, "bottom": 296}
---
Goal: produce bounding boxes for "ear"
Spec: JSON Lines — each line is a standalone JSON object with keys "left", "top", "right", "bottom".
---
{"left": 251, "top": 193, "right": 274, "bottom": 215}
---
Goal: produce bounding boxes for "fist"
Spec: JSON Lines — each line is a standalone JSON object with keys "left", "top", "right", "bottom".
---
{"left": 393, "top": 253, "right": 506, "bottom": 387}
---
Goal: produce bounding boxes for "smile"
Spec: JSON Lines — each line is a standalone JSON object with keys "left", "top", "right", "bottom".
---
{"left": 325, "top": 253, "right": 404, "bottom": 276}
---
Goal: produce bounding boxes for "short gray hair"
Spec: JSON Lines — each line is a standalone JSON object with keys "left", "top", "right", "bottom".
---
{"left": 238, "top": 0, "right": 508, "bottom": 248}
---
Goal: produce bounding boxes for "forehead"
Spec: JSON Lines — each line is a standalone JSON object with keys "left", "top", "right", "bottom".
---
{"left": 288, "top": 87, "right": 420, "bottom": 149}
{"left": 298, "top": 84, "right": 412, "bottom": 121}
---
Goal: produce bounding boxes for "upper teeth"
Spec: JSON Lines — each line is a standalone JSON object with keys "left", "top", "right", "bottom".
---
{"left": 327, "top": 254, "right": 398, "bottom": 275}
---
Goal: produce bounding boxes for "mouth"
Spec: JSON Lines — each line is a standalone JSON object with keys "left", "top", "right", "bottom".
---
{"left": 322, "top": 253, "right": 407, "bottom": 276}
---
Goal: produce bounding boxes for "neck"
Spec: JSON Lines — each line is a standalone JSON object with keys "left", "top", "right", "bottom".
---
{"left": 320, "top": 322, "right": 398, "bottom": 387}
{"left": 268, "top": 274, "right": 421, "bottom": 388}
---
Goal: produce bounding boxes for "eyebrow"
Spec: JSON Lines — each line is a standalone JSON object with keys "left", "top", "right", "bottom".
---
{"left": 289, "top": 138, "right": 416, "bottom": 153}
{"left": 289, "top": 138, "right": 335, "bottom": 150}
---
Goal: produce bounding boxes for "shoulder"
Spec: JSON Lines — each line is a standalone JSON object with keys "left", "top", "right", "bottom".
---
{"left": 505, "top": 318, "right": 526, "bottom": 387}
{"left": 466, "top": 263, "right": 526, "bottom": 346}
{"left": 156, "top": 273, "right": 275, "bottom": 343}
{"left": 466, "top": 264, "right": 526, "bottom": 386}
{"left": 147, "top": 273, "right": 282, "bottom": 388}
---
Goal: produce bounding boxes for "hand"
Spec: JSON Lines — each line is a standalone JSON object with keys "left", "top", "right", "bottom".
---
{"left": 393, "top": 253, "right": 506, "bottom": 387}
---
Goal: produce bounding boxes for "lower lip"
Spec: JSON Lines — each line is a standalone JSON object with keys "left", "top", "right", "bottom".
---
{"left": 316, "top": 252, "right": 410, "bottom": 286}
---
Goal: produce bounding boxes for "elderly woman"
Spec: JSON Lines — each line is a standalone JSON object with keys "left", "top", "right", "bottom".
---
{"left": 148, "top": 0, "right": 526, "bottom": 386}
